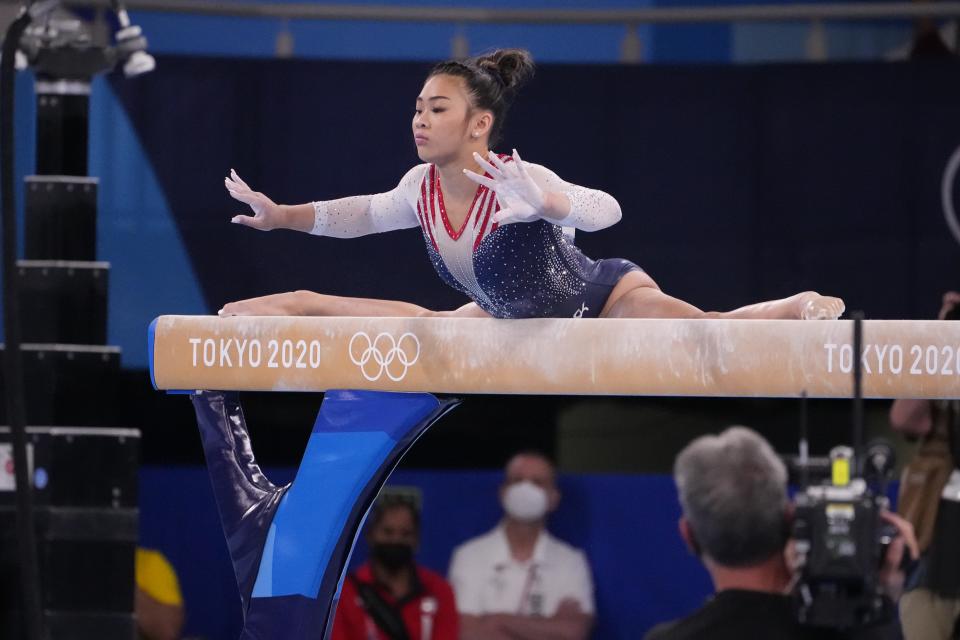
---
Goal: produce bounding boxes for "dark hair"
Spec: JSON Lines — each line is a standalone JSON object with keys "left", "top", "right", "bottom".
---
{"left": 367, "top": 492, "right": 420, "bottom": 533}
{"left": 429, "top": 48, "right": 535, "bottom": 147}
{"left": 504, "top": 449, "right": 557, "bottom": 486}
{"left": 505, "top": 449, "right": 556, "bottom": 470}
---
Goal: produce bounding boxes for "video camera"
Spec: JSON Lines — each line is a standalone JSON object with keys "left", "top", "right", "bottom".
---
{"left": 16, "top": 0, "right": 154, "bottom": 79}
{"left": 788, "top": 314, "right": 902, "bottom": 629}
{"left": 791, "top": 443, "right": 899, "bottom": 628}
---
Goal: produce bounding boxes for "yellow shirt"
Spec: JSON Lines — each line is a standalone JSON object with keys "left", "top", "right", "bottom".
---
{"left": 135, "top": 548, "right": 183, "bottom": 607}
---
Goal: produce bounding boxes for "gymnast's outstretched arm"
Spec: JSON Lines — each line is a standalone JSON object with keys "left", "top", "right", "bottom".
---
{"left": 221, "top": 165, "right": 493, "bottom": 318}
{"left": 224, "top": 165, "right": 425, "bottom": 236}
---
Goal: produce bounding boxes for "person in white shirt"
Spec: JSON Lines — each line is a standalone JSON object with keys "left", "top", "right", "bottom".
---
{"left": 448, "top": 451, "right": 594, "bottom": 640}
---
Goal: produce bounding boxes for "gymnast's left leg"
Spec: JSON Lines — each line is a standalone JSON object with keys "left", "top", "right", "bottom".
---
{"left": 601, "top": 271, "right": 845, "bottom": 320}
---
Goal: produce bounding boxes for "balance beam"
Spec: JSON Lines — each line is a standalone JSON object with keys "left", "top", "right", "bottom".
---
{"left": 149, "top": 316, "right": 960, "bottom": 399}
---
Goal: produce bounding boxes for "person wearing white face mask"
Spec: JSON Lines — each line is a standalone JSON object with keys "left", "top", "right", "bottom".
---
{"left": 448, "top": 452, "right": 595, "bottom": 640}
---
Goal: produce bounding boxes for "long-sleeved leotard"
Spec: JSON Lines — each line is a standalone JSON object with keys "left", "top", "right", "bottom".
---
{"left": 310, "top": 157, "right": 640, "bottom": 318}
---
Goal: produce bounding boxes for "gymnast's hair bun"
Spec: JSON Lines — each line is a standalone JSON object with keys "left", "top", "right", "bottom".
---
{"left": 428, "top": 48, "right": 535, "bottom": 146}
{"left": 474, "top": 49, "right": 535, "bottom": 93}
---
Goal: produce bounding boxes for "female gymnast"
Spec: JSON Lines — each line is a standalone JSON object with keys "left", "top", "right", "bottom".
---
{"left": 220, "top": 49, "right": 844, "bottom": 321}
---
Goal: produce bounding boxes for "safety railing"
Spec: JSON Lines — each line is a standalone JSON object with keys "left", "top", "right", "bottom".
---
{"left": 5, "top": 0, "right": 960, "bottom": 61}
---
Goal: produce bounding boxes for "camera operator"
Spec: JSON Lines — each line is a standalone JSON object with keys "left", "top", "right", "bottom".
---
{"left": 645, "top": 426, "right": 917, "bottom": 640}
{"left": 892, "top": 291, "right": 960, "bottom": 640}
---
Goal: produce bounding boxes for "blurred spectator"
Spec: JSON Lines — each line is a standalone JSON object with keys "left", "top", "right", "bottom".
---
{"left": 135, "top": 547, "right": 185, "bottom": 640}
{"left": 910, "top": 0, "right": 956, "bottom": 59}
{"left": 645, "top": 426, "right": 917, "bottom": 640}
{"left": 449, "top": 451, "right": 594, "bottom": 640}
{"left": 332, "top": 492, "right": 458, "bottom": 640}
{"left": 891, "top": 291, "right": 960, "bottom": 640}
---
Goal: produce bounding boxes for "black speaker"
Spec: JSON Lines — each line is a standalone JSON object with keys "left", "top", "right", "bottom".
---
{"left": 0, "top": 345, "right": 121, "bottom": 427}
{"left": 0, "top": 427, "right": 139, "bottom": 640}
{"left": 24, "top": 176, "right": 98, "bottom": 261}
{"left": 17, "top": 260, "right": 109, "bottom": 345}
{"left": 0, "top": 426, "right": 139, "bottom": 509}
{"left": 35, "top": 88, "right": 89, "bottom": 177}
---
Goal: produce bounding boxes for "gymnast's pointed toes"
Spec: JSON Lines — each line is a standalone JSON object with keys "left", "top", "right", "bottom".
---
{"left": 801, "top": 293, "right": 845, "bottom": 320}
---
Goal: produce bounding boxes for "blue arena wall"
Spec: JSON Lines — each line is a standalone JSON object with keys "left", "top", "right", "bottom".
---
{"left": 139, "top": 466, "right": 711, "bottom": 640}
{"left": 140, "top": 465, "right": 900, "bottom": 639}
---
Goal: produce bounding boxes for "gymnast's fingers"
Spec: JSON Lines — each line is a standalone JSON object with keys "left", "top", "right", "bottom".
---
{"left": 226, "top": 189, "right": 259, "bottom": 207}
{"left": 230, "top": 169, "right": 251, "bottom": 190}
{"left": 231, "top": 214, "right": 257, "bottom": 228}
{"left": 488, "top": 151, "right": 511, "bottom": 174}
{"left": 463, "top": 169, "right": 498, "bottom": 190}
{"left": 512, "top": 149, "right": 531, "bottom": 179}
{"left": 472, "top": 152, "right": 503, "bottom": 179}
{"left": 224, "top": 179, "right": 245, "bottom": 195}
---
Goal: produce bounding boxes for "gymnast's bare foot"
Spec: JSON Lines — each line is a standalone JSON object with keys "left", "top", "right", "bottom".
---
{"left": 798, "top": 292, "right": 845, "bottom": 320}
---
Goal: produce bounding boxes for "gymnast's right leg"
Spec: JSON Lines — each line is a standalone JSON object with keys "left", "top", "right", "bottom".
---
{"left": 218, "top": 291, "right": 491, "bottom": 318}
{"left": 601, "top": 270, "right": 845, "bottom": 320}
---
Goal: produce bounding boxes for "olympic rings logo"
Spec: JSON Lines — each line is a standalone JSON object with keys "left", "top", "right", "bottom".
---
{"left": 943, "top": 143, "right": 960, "bottom": 249}
{"left": 348, "top": 332, "right": 421, "bottom": 382}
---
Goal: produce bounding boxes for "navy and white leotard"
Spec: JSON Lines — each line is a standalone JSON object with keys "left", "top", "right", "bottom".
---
{"left": 310, "top": 157, "right": 640, "bottom": 318}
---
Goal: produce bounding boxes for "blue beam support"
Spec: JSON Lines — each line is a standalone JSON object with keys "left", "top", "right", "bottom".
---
{"left": 190, "top": 389, "right": 458, "bottom": 639}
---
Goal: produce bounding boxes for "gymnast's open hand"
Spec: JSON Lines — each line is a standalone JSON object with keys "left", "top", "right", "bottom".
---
{"left": 464, "top": 149, "right": 546, "bottom": 225}
{"left": 225, "top": 169, "right": 284, "bottom": 231}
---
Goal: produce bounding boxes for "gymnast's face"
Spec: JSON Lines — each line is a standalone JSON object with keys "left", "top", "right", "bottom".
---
{"left": 414, "top": 74, "right": 491, "bottom": 165}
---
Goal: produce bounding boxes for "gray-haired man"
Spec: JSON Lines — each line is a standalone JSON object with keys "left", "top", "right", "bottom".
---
{"left": 645, "top": 426, "right": 917, "bottom": 640}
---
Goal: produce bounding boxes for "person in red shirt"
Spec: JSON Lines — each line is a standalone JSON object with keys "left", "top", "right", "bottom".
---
{"left": 332, "top": 493, "right": 458, "bottom": 640}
